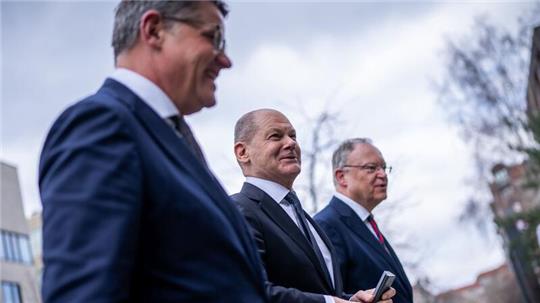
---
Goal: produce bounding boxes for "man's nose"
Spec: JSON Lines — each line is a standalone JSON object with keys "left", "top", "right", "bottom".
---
{"left": 283, "top": 136, "right": 297, "bottom": 149}
{"left": 376, "top": 168, "right": 388, "bottom": 178}
{"left": 216, "top": 51, "right": 232, "bottom": 69}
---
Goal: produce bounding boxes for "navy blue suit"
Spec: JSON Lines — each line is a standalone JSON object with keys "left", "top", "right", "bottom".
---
{"left": 314, "top": 197, "right": 413, "bottom": 303}
{"left": 39, "top": 79, "right": 268, "bottom": 302}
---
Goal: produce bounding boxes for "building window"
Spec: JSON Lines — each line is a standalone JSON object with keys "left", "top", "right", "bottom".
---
{"left": 1, "top": 281, "right": 22, "bottom": 303}
{"left": 30, "top": 229, "right": 42, "bottom": 258}
{"left": 536, "top": 224, "right": 540, "bottom": 247}
{"left": 0, "top": 232, "right": 4, "bottom": 260}
{"left": 494, "top": 169, "right": 509, "bottom": 187}
{"left": 10, "top": 234, "right": 21, "bottom": 262}
{"left": 512, "top": 201, "right": 523, "bottom": 213}
{"left": 0, "top": 230, "right": 33, "bottom": 265}
{"left": 4, "top": 232, "right": 14, "bottom": 260}
{"left": 18, "top": 236, "right": 32, "bottom": 264}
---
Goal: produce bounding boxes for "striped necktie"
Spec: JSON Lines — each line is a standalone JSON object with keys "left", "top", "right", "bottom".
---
{"left": 168, "top": 115, "right": 207, "bottom": 166}
{"left": 284, "top": 192, "right": 333, "bottom": 286}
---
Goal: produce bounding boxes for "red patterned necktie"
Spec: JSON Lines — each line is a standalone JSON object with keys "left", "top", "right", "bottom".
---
{"left": 367, "top": 214, "right": 385, "bottom": 245}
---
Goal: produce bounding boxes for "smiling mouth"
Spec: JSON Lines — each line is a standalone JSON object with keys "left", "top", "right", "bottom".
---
{"left": 205, "top": 69, "right": 219, "bottom": 81}
{"left": 280, "top": 155, "right": 298, "bottom": 162}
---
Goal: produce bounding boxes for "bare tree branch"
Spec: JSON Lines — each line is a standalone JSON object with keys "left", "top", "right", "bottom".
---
{"left": 436, "top": 5, "right": 540, "bottom": 232}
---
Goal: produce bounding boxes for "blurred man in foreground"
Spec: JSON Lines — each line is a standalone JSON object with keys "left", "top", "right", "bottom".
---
{"left": 39, "top": 1, "right": 267, "bottom": 302}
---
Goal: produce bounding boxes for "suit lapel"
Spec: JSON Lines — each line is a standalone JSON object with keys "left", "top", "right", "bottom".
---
{"left": 331, "top": 199, "right": 399, "bottom": 270}
{"left": 100, "top": 79, "right": 264, "bottom": 282}
{"left": 381, "top": 238, "right": 413, "bottom": 297}
{"left": 241, "top": 183, "right": 334, "bottom": 292}
{"left": 331, "top": 198, "right": 412, "bottom": 298}
{"left": 307, "top": 215, "right": 342, "bottom": 294}
{"left": 103, "top": 79, "right": 215, "bottom": 194}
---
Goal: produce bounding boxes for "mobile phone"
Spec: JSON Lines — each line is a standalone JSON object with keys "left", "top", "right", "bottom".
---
{"left": 372, "top": 271, "right": 395, "bottom": 302}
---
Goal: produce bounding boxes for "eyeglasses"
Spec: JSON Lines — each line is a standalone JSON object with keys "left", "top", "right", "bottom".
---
{"left": 342, "top": 164, "right": 392, "bottom": 174}
{"left": 162, "top": 15, "right": 226, "bottom": 52}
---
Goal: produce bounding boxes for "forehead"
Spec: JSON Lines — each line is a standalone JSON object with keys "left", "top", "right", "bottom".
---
{"left": 255, "top": 111, "right": 295, "bottom": 133}
{"left": 349, "top": 143, "right": 384, "bottom": 162}
{"left": 190, "top": 2, "right": 225, "bottom": 25}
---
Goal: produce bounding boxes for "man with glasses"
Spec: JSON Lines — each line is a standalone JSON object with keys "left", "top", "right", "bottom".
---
{"left": 39, "top": 1, "right": 268, "bottom": 302}
{"left": 231, "top": 110, "right": 395, "bottom": 303}
{"left": 315, "top": 138, "right": 413, "bottom": 303}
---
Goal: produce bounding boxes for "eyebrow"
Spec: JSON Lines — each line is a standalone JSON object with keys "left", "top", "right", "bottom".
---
{"left": 265, "top": 128, "right": 283, "bottom": 134}
{"left": 363, "top": 162, "right": 386, "bottom": 166}
{"left": 266, "top": 127, "right": 296, "bottom": 133}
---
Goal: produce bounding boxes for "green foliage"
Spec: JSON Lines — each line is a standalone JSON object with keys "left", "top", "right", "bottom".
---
{"left": 494, "top": 208, "right": 540, "bottom": 268}
{"left": 525, "top": 114, "right": 540, "bottom": 187}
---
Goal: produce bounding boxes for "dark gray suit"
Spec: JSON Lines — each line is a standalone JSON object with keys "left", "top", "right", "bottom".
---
{"left": 232, "top": 182, "right": 347, "bottom": 303}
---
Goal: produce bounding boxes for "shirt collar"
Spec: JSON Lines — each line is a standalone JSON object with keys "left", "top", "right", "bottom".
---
{"left": 246, "top": 177, "right": 290, "bottom": 203}
{"left": 334, "top": 192, "right": 371, "bottom": 222}
{"left": 109, "top": 68, "right": 180, "bottom": 119}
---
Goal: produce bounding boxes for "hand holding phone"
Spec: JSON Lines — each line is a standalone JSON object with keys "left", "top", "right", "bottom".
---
{"left": 372, "top": 271, "right": 395, "bottom": 302}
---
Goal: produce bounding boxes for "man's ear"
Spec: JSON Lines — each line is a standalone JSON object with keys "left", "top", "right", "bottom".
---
{"left": 139, "top": 10, "right": 166, "bottom": 49}
{"left": 335, "top": 169, "right": 347, "bottom": 188}
{"left": 234, "top": 142, "right": 249, "bottom": 164}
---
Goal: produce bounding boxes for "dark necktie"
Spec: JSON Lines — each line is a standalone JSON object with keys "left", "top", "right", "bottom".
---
{"left": 367, "top": 214, "right": 385, "bottom": 245}
{"left": 168, "top": 115, "right": 207, "bottom": 166}
{"left": 284, "top": 191, "right": 333, "bottom": 286}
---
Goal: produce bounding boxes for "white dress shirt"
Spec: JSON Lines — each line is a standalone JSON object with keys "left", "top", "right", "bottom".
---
{"left": 246, "top": 177, "right": 335, "bottom": 303}
{"left": 109, "top": 68, "right": 180, "bottom": 119}
{"left": 333, "top": 192, "right": 380, "bottom": 239}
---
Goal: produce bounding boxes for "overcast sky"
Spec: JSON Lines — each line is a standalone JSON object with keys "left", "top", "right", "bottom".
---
{"left": 2, "top": 0, "right": 536, "bottom": 294}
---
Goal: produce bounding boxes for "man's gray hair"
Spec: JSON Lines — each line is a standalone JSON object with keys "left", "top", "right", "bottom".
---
{"left": 112, "top": 0, "right": 228, "bottom": 58}
{"left": 332, "top": 138, "right": 372, "bottom": 185}
{"left": 234, "top": 111, "right": 258, "bottom": 144}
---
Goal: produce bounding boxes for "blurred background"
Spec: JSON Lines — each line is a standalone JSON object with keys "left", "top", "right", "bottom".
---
{"left": 1, "top": 1, "right": 539, "bottom": 302}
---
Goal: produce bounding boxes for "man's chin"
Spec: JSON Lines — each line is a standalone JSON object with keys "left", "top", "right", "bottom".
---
{"left": 180, "top": 96, "right": 215, "bottom": 114}
{"left": 375, "top": 193, "right": 387, "bottom": 202}
{"left": 201, "top": 96, "right": 216, "bottom": 109}
{"left": 280, "top": 165, "right": 301, "bottom": 177}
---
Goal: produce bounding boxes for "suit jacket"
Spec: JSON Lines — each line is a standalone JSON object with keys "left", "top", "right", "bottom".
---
{"left": 231, "top": 182, "right": 345, "bottom": 303}
{"left": 314, "top": 197, "right": 413, "bottom": 303}
{"left": 39, "top": 79, "right": 268, "bottom": 303}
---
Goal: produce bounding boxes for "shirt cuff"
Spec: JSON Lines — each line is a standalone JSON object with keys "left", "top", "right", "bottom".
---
{"left": 324, "top": 295, "right": 334, "bottom": 303}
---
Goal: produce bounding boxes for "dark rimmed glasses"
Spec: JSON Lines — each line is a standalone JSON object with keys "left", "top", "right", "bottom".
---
{"left": 162, "top": 15, "right": 226, "bottom": 52}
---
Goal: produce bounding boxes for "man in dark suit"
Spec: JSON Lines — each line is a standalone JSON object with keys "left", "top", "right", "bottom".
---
{"left": 314, "top": 138, "right": 413, "bottom": 303}
{"left": 38, "top": 2, "right": 267, "bottom": 302}
{"left": 231, "top": 109, "right": 395, "bottom": 303}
